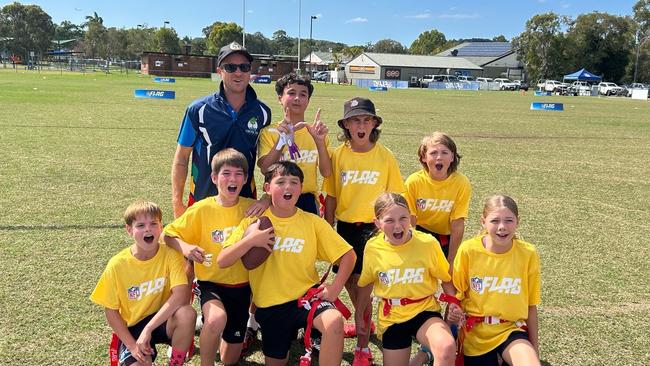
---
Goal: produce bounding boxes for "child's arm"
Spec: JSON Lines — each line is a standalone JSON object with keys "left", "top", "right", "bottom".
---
{"left": 164, "top": 235, "right": 205, "bottom": 263}
{"left": 441, "top": 280, "right": 463, "bottom": 324}
{"left": 171, "top": 145, "right": 192, "bottom": 218}
{"left": 354, "top": 283, "right": 374, "bottom": 337}
{"left": 105, "top": 309, "right": 146, "bottom": 361}
{"left": 447, "top": 218, "right": 465, "bottom": 274}
{"left": 527, "top": 305, "right": 540, "bottom": 357}
{"left": 324, "top": 195, "right": 337, "bottom": 226}
{"left": 217, "top": 221, "right": 274, "bottom": 268}
{"left": 245, "top": 194, "right": 271, "bottom": 217}
{"left": 317, "top": 249, "right": 356, "bottom": 302}
{"left": 135, "top": 284, "right": 191, "bottom": 358}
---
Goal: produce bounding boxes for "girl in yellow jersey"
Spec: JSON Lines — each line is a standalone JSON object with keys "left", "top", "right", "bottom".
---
{"left": 358, "top": 193, "right": 461, "bottom": 366}
{"left": 405, "top": 132, "right": 472, "bottom": 265}
{"left": 453, "top": 195, "right": 541, "bottom": 366}
{"left": 323, "top": 97, "right": 405, "bottom": 366}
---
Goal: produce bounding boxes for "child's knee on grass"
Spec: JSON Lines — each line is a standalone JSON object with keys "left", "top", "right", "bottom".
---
{"left": 419, "top": 318, "right": 455, "bottom": 362}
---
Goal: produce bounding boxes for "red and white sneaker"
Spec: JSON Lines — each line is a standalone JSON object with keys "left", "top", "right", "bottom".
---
{"left": 352, "top": 348, "right": 373, "bottom": 366}
{"left": 343, "top": 321, "right": 376, "bottom": 338}
{"left": 240, "top": 327, "right": 258, "bottom": 356}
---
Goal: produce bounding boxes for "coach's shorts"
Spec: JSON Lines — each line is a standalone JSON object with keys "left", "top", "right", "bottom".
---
{"left": 197, "top": 280, "right": 251, "bottom": 344}
{"left": 255, "top": 294, "right": 337, "bottom": 359}
{"left": 117, "top": 313, "right": 170, "bottom": 366}
{"left": 334, "top": 221, "right": 376, "bottom": 275}
{"left": 463, "top": 331, "right": 530, "bottom": 366}
{"left": 382, "top": 311, "right": 442, "bottom": 350}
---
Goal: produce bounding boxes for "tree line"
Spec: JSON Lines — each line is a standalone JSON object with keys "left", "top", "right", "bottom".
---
{"left": 1, "top": 1, "right": 648, "bottom": 83}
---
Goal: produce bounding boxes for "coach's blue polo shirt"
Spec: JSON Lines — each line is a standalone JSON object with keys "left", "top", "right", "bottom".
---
{"left": 177, "top": 83, "right": 271, "bottom": 203}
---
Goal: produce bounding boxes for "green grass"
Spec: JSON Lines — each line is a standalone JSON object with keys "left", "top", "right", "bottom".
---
{"left": 1, "top": 69, "right": 649, "bottom": 365}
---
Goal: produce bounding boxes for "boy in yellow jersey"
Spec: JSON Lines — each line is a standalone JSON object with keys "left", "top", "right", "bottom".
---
{"left": 218, "top": 161, "right": 356, "bottom": 366}
{"left": 257, "top": 73, "right": 331, "bottom": 215}
{"left": 405, "top": 131, "right": 472, "bottom": 266}
{"left": 323, "top": 97, "right": 405, "bottom": 366}
{"left": 453, "top": 195, "right": 541, "bottom": 366}
{"left": 90, "top": 200, "right": 196, "bottom": 366}
{"left": 163, "top": 148, "right": 257, "bottom": 365}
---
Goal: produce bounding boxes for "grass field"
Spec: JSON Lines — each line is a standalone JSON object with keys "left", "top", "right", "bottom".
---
{"left": 0, "top": 69, "right": 649, "bottom": 366}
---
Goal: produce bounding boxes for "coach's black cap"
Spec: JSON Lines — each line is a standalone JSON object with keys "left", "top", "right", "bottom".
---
{"left": 337, "top": 97, "right": 383, "bottom": 128}
{"left": 217, "top": 42, "right": 253, "bottom": 66}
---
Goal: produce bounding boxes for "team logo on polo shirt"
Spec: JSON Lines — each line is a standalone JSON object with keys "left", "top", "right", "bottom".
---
{"left": 378, "top": 271, "right": 390, "bottom": 286}
{"left": 471, "top": 276, "right": 483, "bottom": 293}
{"left": 211, "top": 229, "right": 224, "bottom": 243}
{"left": 416, "top": 199, "right": 426, "bottom": 210}
{"left": 246, "top": 117, "right": 258, "bottom": 134}
{"left": 127, "top": 286, "right": 140, "bottom": 300}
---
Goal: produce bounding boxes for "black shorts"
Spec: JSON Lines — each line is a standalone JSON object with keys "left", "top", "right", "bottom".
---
{"left": 416, "top": 226, "right": 450, "bottom": 258}
{"left": 334, "top": 221, "right": 376, "bottom": 275}
{"left": 197, "top": 280, "right": 251, "bottom": 344}
{"left": 117, "top": 313, "right": 171, "bottom": 366}
{"left": 463, "top": 331, "right": 530, "bottom": 366}
{"left": 296, "top": 192, "right": 319, "bottom": 215}
{"left": 382, "top": 311, "right": 442, "bottom": 350}
{"left": 255, "top": 294, "right": 337, "bottom": 359}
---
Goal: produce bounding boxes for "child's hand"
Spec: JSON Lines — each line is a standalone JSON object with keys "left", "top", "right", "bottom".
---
{"left": 132, "top": 330, "right": 154, "bottom": 365}
{"left": 446, "top": 303, "right": 464, "bottom": 325}
{"left": 184, "top": 245, "right": 206, "bottom": 263}
{"left": 247, "top": 220, "right": 275, "bottom": 250}
{"left": 246, "top": 195, "right": 271, "bottom": 217}
{"left": 296, "top": 108, "right": 328, "bottom": 144}
{"left": 315, "top": 282, "right": 341, "bottom": 302}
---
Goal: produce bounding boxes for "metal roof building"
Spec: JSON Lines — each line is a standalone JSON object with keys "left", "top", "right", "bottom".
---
{"left": 436, "top": 42, "right": 524, "bottom": 79}
{"left": 345, "top": 52, "right": 482, "bottom": 84}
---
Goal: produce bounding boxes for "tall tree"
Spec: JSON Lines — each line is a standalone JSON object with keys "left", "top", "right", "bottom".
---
{"left": 54, "top": 20, "right": 83, "bottom": 41}
{"left": 126, "top": 26, "right": 155, "bottom": 59}
{"left": 371, "top": 39, "right": 406, "bottom": 54}
{"left": 153, "top": 27, "right": 181, "bottom": 54}
{"left": 271, "top": 29, "right": 293, "bottom": 55}
{"left": 106, "top": 27, "right": 128, "bottom": 60}
{"left": 492, "top": 35, "right": 508, "bottom": 42}
{"left": 566, "top": 12, "right": 634, "bottom": 83}
{"left": 511, "top": 12, "right": 570, "bottom": 81}
{"left": 206, "top": 22, "right": 242, "bottom": 54}
{"left": 342, "top": 45, "right": 365, "bottom": 59}
{"left": 409, "top": 29, "right": 447, "bottom": 55}
{"left": 633, "top": 0, "right": 650, "bottom": 82}
{"left": 245, "top": 31, "right": 272, "bottom": 54}
{"left": 0, "top": 2, "right": 55, "bottom": 59}
{"left": 83, "top": 12, "right": 107, "bottom": 58}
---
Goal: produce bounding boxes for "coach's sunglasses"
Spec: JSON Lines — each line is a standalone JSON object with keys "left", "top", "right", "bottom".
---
{"left": 222, "top": 63, "right": 252, "bottom": 73}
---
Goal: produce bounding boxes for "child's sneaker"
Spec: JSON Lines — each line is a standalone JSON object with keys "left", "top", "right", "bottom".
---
{"left": 343, "top": 321, "right": 376, "bottom": 338}
{"left": 352, "top": 348, "right": 373, "bottom": 366}
{"left": 241, "top": 327, "right": 258, "bottom": 355}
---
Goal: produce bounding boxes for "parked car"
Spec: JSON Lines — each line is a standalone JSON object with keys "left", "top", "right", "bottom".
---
{"left": 476, "top": 77, "right": 493, "bottom": 83}
{"left": 569, "top": 81, "right": 592, "bottom": 96}
{"left": 539, "top": 80, "right": 564, "bottom": 93}
{"left": 457, "top": 75, "right": 476, "bottom": 82}
{"left": 513, "top": 80, "right": 529, "bottom": 91}
{"left": 598, "top": 82, "right": 623, "bottom": 96}
{"left": 419, "top": 74, "right": 435, "bottom": 87}
{"left": 493, "top": 78, "right": 518, "bottom": 91}
{"left": 432, "top": 74, "right": 458, "bottom": 82}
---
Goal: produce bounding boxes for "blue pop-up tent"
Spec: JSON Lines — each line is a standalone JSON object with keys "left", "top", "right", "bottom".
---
{"left": 563, "top": 68, "right": 602, "bottom": 82}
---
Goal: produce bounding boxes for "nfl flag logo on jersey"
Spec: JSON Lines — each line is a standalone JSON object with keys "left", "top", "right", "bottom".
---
{"left": 212, "top": 229, "right": 224, "bottom": 243}
{"left": 378, "top": 271, "right": 390, "bottom": 286}
{"left": 471, "top": 277, "right": 483, "bottom": 293}
{"left": 127, "top": 286, "right": 140, "bottom": 300}
{"left": 416, "top": 199, "right": 426, "bottom": 210}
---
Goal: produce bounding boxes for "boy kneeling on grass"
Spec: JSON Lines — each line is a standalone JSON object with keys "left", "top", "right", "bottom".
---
{"left": 218, "top": 161, "right": 356, "bottom": 366}
{"left": 91, "top": 200, "right": 196, "bottom": 366}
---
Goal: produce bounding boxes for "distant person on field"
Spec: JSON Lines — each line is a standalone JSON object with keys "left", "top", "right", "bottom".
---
{"left": 172, "top": 42, "right": 271, "bottom": 218}
{"left": 404, "top": 131, "right": 472, "bottom": 268}
{"left": 453, "top": 195, "right": 541, "bottom": 366}
{"left": 357, "top": 193, "right": 461, "bottom": 366}
{"left": 218, "top": 161, "right": 356, "bottom": 366}
{"left": 323, "top": 97, "right": 405, "bottom": 366}
{"left": 257, "top": 72, "right": 332, "bottom": 215}
{"left": 90, "top": 200, "right": 195, "bottom": 366}
{"left": 164, "top": 148, "right": 257, "bottom": 365}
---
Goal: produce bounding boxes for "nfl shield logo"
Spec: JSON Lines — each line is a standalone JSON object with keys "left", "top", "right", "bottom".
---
{"left": 127, "top": 286, "right": 140, "bottom": 300}
{"left": 212, "top": 229, "right": 224, "bottom": 243}
{"left": 471, "top": 277, "right": 483, "bottom": 293}
{"left": 378, "top": 271, "right": 390, "bottom": 286}
{"left": 340, "top": 171, "right": 348, "bottom": 185}
{"left": 416, "top": 199, "right": 426, "bottom": 210}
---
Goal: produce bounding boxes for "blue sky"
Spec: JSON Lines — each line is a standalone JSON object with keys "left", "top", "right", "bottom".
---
{"left": 5, "top": 0, "right": 639, "bottom": 46}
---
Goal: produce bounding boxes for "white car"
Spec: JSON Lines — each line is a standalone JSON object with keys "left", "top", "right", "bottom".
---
{"left": 457, "top": 75, "right": 476, "bottom": 82}
{"left": 476, "top": 77, "right": 493, "bottom": 83}
{"left": 493, "top": 78, "right": 517, "bottom": 91}
{"left": 569, "top": 81, "right": 592, "bottom": 96}
{"left": 541, "top": 80, "right": 564, "bottom": 93}
{"left": 598, "top": 82, "right": 623, "bottom": 96}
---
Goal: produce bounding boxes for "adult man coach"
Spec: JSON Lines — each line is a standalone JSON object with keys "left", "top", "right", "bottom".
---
{"left": 172, "top": 42, "right": 272, "bottom": 218}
